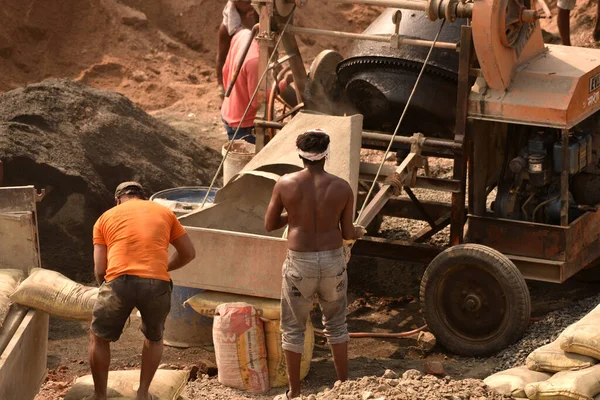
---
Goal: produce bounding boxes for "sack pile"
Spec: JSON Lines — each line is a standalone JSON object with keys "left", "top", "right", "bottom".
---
{"left": 485, "top": 303, "right": 600, "bottom": 400}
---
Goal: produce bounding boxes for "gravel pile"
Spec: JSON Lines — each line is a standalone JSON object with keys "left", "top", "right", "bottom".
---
{"left": 494, "top": 293, "right": 600, "bottom": 371}
{"left": 297, "top": 369, "right": 509, "bottom": 400}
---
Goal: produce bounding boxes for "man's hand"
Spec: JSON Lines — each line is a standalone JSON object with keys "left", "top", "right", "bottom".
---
{"left": 218, "top": 84, "right": 225, "bottom": 100}
{"left": 354, "top": 225, "right": 366, "bottom": 240}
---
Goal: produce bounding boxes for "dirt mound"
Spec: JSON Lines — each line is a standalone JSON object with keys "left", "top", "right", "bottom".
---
{"left": 1, "top": 0, "right": 383, "bottom": 115}
{"left": 0, "top": 79, "right": 220, "bottom": 281}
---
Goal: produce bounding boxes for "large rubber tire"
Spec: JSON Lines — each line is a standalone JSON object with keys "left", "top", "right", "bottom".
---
{"left": 419, "top": 244, "right": 531, "bottom": 357}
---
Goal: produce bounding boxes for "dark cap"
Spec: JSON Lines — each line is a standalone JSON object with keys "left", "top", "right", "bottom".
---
{"left": 114, "top": 181, "right": 144, "bottom": 199}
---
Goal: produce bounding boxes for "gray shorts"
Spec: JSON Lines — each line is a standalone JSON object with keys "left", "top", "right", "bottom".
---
{"left": 280, "top": 248, "right": 349, "bottom": 354}
{"left": 91, "top": 275, "right": 172, "bottom": 342}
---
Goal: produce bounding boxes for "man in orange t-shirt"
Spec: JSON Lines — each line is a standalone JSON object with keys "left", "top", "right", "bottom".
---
{"left": 89, "top": 182, "right": 196, "bottom": 400}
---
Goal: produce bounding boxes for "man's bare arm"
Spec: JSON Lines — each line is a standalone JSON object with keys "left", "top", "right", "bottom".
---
{"left": 217, "top": 24, "right": 232, "bottom": 90}
{"left": 93, "top": 244, "right": 108, "bottom": 285}
{"left": 168, "top": 234, "right": 196, "bottom": 272}
{"left": 265, "top": 181, "right": 288, "bottom": 232}
{"left": 340, "top": 184, "right": 364, "bottom": 241}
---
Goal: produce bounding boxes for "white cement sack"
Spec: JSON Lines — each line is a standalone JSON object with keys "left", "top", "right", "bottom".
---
{"left": 525, "top": 364, "right": 600, "bottom": 400}
{"left": 527, "top": 340, "right": 597, "bottom": 373}
{"left": 213, "top": 302, "right": 269, "bottom": 393}
{"left": 10, "top": 268, "right": 98, "bottom": 320}
{"left": 64, "top": 369, "right": 188, "bottom": 399}
{"left": 484, "top": 366, "right": 551, "bottom": 398}
{"left": 0, "top": 269, "right": 24, "bottom": 327}
{"left": 559, "top": 303, "right": 600, "bottom": 359}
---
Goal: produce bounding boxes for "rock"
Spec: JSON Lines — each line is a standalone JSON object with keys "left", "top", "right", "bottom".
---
{"left": 376, "top": 384, "right": 389, "bottom": 392}
{"left": 424, "top": 361, "right": 446, "bottom": 376}
{"left": 417, "top": 331, "right": 437, "bottom": 352}
{"left": 382, "top": 369, "right": 398, "bottom": 379}
{"left": 197, "top": 359, "right": 218, "bottom": 377}
{"left": 402, "top": 369, "right": 422, "bottom": 380}
{"left": 119, "top": 6, "right": 148, "bottom": 29}
{"left": 307, "top": 395, "right": 317, "bottom": 400}
{"left": 132, "top": 70, "right": 148, "bottom": 82}
{"left": 362, "top": 391, "right": 374, "bottom": 400}
{"left": 388, "top": 379, "right": 399, "bottom": 386}
{"left": 188, "top": 73, "right": 199, "bottom": 83}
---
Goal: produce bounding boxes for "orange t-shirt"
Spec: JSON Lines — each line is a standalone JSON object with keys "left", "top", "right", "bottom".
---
{"left": 93, "top": 199, "right": 187, "bottom": 282}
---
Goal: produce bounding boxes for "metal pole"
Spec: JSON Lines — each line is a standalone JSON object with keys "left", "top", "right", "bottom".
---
{"left": 286, "top": 25, "right": 458, "bottom": 50}
{"left": 362, "top": 131, "right": 463, "bottom": 151}
{"left": 329, "top": 0, "right": 429, "bottom": 10}
{"left": 560, "top": 129, "right": 570, "bottom": 226}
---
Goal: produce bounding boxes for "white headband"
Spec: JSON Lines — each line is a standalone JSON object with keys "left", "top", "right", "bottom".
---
{"left": 297, "top": 145, "right": 330, "bottom": 161}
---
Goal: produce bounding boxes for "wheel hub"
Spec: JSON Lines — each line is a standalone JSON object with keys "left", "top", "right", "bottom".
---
{"left": 463, "top": 293, "right": 482, "bottom": 313}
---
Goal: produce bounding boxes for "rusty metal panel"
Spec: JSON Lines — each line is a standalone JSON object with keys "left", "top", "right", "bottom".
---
{"left": 466, "top": 215, "right": 566, "bottom": 261}
{"left": 469, "top": 44, "right": 600, "bottom": 129}
{"left": 352, "top": 236, "right": 442, "bottom": 264}
{"left": 507, "top": 255, "right": 563, "bottom": 283}
{"left": 0, "top": 213, "right": 40, "bottom": 272}
{"left": 563, "top": 209, "right": 600, "bottom": 280}
{"left": 0, "top": 186, "right": 37, "bottom": 213}
{"left": 170, "top": 227, "right": 286, "bottom": 299}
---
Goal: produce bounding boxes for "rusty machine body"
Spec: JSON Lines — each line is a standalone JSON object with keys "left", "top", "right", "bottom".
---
{"left": 243, "top": 0, "right": 600, "bottom": 356}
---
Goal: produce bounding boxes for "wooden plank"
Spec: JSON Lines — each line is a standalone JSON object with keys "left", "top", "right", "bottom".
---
{"left": 171, "top": 227, "right": 287, "bottom": 299}
{"left": 0, "top": 310, "right": 49, "bottom": 400}
{"left": 0, "top": 186, "right": 36, "bottom": 212}
{"left": 0, "top": 213, "right": 40, "bottom": 272}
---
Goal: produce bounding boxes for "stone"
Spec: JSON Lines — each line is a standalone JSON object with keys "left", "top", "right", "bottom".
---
{"left": 132, "top": 70, "right": 148, "bottom": 82}
{"left": 402, "top": 369, "right": 422, "bottom": 380}
{"left": 417, "top": 331, "right": 437, "bottom": 352}
{"left": 197, "top": 359, "right": 218, "bottom": 377}
{"left": 382, "top": 369, "right": 398, "bottom": 379}
{"left": 424, "top": 361, "right": 446, "bottom": 376}
{"left": 362, "top": 391, "right": 374, "bottom": 400}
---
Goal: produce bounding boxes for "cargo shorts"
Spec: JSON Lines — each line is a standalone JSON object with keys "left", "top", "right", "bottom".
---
{"left": 91, "top": 275, "right": 172, "bottom": 342}
{"left": 280, "top": 248, "right": 349, "bottom": 354}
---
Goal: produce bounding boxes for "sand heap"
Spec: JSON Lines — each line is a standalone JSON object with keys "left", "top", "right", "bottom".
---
{"left": 0, "top": 79, "right": 220, "bottom": 280}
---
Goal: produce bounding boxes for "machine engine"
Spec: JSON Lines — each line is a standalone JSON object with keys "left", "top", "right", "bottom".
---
{"left": 494, "top": 126, "right": 598, "bottom": 225}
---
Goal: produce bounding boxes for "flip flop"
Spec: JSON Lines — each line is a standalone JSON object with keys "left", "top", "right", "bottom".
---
{"left": 273, "top": 389, "right": 292, "bottom": 400}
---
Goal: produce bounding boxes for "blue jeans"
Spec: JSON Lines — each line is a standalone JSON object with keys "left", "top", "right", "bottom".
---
{"left": 222, "top": 119, "right": 255, "bottom": 144}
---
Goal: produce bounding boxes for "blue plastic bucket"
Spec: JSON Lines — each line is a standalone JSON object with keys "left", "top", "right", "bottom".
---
{"left": 163, "top": 285, "right": 213, "bottom": 348}
{"left": 150, "top": 187, "right": 218, "bottom": 348}
{"left": 150, "top": 186, "right": 219, "bottom": 216}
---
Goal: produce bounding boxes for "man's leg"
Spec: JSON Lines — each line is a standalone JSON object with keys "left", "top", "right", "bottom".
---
{"left": 90, "top": 277, "right": 133, "bottom": 400}
{"left": 138, "top": 339, "right": 164, "bottom": 400}
{"left": 318, "top": 253, "right": 350, "bottom": 383}
{"left": 281, "top": 259, "right": 315, "bottom": 399}
{"left": 330, "top": 342, "right": 348, "bottom": 382}
{"left": 136, "top": 278, "right": 172, "bottom": 400}
{"left": 89, "top": 332, "right": 110, "bottom": 399}
{"left": 558, "top": 7, "right": 571, "bottom": 46}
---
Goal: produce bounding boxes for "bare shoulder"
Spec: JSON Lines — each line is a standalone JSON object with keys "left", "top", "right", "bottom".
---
{"left": 326, "top": 173, "right": 352, "bottom": 192}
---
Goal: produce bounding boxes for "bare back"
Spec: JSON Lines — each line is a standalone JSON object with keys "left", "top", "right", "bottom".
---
{"left": 278, "top": 169, "right": 353, "bottom": 252}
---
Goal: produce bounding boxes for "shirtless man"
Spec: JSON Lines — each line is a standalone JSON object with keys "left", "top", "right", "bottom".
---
{"left": 265, "top": 129, "right": 364, "bottom": 400}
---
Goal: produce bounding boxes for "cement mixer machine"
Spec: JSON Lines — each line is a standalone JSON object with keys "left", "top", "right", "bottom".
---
{"left": 216, "top": 0, "right": 600, "bottom": 357}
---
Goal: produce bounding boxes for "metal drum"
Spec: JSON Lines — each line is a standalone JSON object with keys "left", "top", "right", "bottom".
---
{"left": 151, "top": 186, "right": 220, "bottom": 348}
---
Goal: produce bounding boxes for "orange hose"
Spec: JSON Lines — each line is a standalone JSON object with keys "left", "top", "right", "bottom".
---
{"left": 313, "top": 325, "right": 428, "bottom": 339}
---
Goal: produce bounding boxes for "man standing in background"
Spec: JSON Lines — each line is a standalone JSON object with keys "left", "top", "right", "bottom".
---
{"left": 557, "top": 0, "right": 600, "bottom": 46}
{"left": 216, "top": 0, "right": 256, "bottom": 100}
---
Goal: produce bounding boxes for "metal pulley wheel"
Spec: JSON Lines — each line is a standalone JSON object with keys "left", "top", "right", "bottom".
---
{"left": 266, "top": 67, "right": 301, "bottom": 139}
{"left": 275, "top": 0, "right": 295, "bottom": 16}
{"left": 420, "top": 244, "right": 531, "bottom": 356}
{"left": 500, "top": 0, "right": 535, "bottom": 47}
